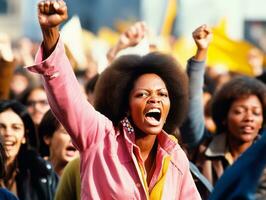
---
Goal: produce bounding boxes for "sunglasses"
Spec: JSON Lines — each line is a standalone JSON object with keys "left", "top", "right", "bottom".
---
{"left": 26, "top": 100, "right": 49, "bottom": 107}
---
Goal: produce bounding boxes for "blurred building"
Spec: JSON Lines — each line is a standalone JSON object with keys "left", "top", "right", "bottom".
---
{"left": 0, "top": 0, "right": 266, "bottom": 47}
{"left": 0, "top": 0, "right": 22, "bottom": 39}
{"left": 66, "top": 0, "right": 140, "bottom": 33}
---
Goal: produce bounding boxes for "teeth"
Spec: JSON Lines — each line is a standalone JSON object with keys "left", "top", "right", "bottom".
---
{"left": 147, "top": 108, "right": 160, "bottom": 113}
{"left": 4, "top": 141, "right": 14, "bottom": 146}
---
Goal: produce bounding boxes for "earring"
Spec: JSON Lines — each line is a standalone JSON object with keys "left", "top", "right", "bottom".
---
{"left": 21, "top": 137, "right": 26, "bottom": 144}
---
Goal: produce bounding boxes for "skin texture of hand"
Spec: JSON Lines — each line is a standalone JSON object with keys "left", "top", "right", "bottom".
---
{"left": 38, "top": 0, "right": 68, "bottom": 28}
{"left": 0, "top": 32, "right": 14, "bottom": 62}
{"left": 38, "top": 0, "right": 68, "bottom": 58}
{"left": 192, "top": 24, "right": 213, "bottom": 61}
{"left": 107, "top": 21, "right": 148, "bottom": 63}
{"left": 117, "top": 22, "right": 148, "bottom": 50}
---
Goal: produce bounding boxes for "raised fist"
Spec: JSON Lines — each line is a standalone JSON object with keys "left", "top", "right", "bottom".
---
{"left": 38, "top": 0, "right": 68, "bottom": 29}
{"left": 117, "top": 21, "right": 148, "bottom": 50}
{"left": 192, "top": 25, "right": 212, "bottom": 50}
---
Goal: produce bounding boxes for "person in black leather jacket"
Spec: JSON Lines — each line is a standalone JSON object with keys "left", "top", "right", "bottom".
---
{"left": 0, "top": 134, "right": 18, "bottom": 200}
{"left": 0, "top": 100, "right": 58, "bottom": 200}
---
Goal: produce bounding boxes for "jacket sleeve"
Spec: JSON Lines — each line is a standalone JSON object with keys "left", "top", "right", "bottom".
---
{"left": 180, "top": 58, "right": 205, "bottom": 149}
{"left": 26, "top": 37, "right": 112, "bottom": 152}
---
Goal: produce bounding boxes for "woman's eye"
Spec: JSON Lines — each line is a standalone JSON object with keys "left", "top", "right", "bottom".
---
{"left": 61, "top": 131, "right": 68, "bottom": 135}
{"left": 137, "top": 92, "right": 148, "bottom": 97}
{"left": 233, "top": 109, "right": 244, "bottom": 115}
{"left": 159, "top": 92, "right": 168, "bottom": 97}
{"left": 12, "top": 125, "right": 22, "bottom": 131}
{"left": 253, "top": 110, "right": 262, "bottom": 116}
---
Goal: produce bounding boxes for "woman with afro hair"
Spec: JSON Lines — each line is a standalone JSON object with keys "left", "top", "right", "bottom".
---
{"left": 26, "top": 0, "right": 212, "bottom": 199}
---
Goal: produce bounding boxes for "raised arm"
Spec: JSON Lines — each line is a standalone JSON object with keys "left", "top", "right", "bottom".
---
{"left": 106, "top": 21, "right": 148, "bottom": 63}
{"left": 180, "top": 25, "right": 212, "bottom": 148}
{"left": 27, "top": 1, "right": 110, "bottom": 151}
{"left": 0, "top": 33, "right": 16, "bottom": 100}
{"left": 38, "top": 0, "right": 67, "bottom": 58}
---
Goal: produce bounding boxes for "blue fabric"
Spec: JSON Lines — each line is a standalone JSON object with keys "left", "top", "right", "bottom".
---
{"left": 0, "top": 188, "right": 18, "bottom": 200}
{"left": 209, "top": 130, "right": 266, "bottom": 200}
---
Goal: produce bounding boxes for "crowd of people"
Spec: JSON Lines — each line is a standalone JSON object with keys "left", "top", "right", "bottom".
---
{"left": 0, "top": 0, "right": 266, "bottom": 199}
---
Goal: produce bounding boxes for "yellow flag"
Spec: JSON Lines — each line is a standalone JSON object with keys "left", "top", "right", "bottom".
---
{"left": 161, "top": 0, "right": 178, "bottom": 37}
{"left": 208, "top": 19, "right": 255, "bottom": 75}
{"left": 172, "top": 18, "right": 262, "bottom": 75}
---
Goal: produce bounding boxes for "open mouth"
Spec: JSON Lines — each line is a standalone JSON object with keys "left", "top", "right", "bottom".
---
{"left": 65, "top": 145, "right": 78, "bottom": 157}
{"left": 3, "top": 140, "right": 18, "bottom": 155}
{"left": 145, "top": 108, "right": 161, "bottom": 125}
{"left": 66, "top": 145, "right": 77, "bottom": 152}
{"left": 4, "top": 140, "right": 16, "bottom": 149}
{"left": 241, "top": 125, "right": 254, "bottom": 133}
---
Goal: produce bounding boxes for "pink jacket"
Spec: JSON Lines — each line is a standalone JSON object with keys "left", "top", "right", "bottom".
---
{"left": 27, "top": 37, "right": 201, "bottom": 200}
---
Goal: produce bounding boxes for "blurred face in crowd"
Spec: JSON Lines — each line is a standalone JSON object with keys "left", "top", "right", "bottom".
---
{"left": 10, "top": 74, "right": 29, "bottom": 96}
{"left": 0, "top": 109, "right": 26, "bottom": 164}
{"left": 44, "top": 125, "right": 78, "bottom": 175}
{"left": 26, "top": 88, "right": 50, "bottom": 125}
{"left": 129, "top": 73, "right": 170, "bottom": 136}
{"left": 226, "top": 95, "right": 263, "bottom": 144}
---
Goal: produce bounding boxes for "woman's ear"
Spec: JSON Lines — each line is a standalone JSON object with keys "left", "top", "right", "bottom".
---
{"left": 21, "top": 136, "right": 26, "bottom": 144}
{"left": 43, "top": 135, "right": 51, "bottom": 146}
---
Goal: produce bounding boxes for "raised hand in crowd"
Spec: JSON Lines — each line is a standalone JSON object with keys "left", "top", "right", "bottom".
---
{"left": 0, "top": 33, "right": 16, "bottom": 100}
{"left": 0, "top": 32, "right": 14, "bottom": 62}
{"left": 180, "top": 24, "right": 213, "bottom": 150}
{"left": 107, "top": 21, "right": 148, "bottom": 62}
{"left": 192, "top": 24, "right": 212, "bottom": 61}
{"left": 38, "top": 0, "right": 68, "bottom": 57}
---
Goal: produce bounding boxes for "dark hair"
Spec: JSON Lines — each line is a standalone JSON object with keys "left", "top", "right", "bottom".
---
{"left": 38, "top": 109, "right": 61, "bottom": 157}
{"left": 211, "top": 76, "right": 266, "bottom": 134}
{"left": 85, "top": 74, "right": 100, "bottom": 95}
{"left": 0, "top": 100, "right": 38, "bottom": 171}
{"left": 0, "top": 100, "right": 38, "bottom": 149}
{"left": 0, "top": 135, "right": 6, "bottom": 179}
{"left": 94, "top": 52, "right": 189, "bottom": 134}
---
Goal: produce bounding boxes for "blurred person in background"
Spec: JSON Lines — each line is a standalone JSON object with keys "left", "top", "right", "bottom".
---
{"left": 21, "top": 86, "right": 50, "bottom": 126}
{"left": 180, "top": 26, "right": 266, "bottom": 199}
{"left": 0, "top": 32, "right": 16, "bottom": 100}
{"left": 38, "top": 109, "right": 79, "bottom": 176}
{"left": 9, "top": 68, "right": 32, "bottom": 101}
{"left": 248, "top": 47, "right": 266, "bottom": 84}
{"left": 0, "top": 100, "right": 58, "bottom": 200}
{"left": 190, "top": 75, "right": 266, "bottom": 185}
{"left": 54, "top": 156, "right": 81, "bottom": 200}
{"left": 0, "top": 135, "right": 18, "bottom": 200}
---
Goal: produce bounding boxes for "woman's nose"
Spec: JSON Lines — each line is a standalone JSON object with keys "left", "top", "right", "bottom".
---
{"left": 147, "top": 96, "right": 161, "bottom": 104}
{"left": 1, "top": 127, "right": 12, "bottom": 136}
{"left": 244, "top": 111, "right": 254, "bottom": 121}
